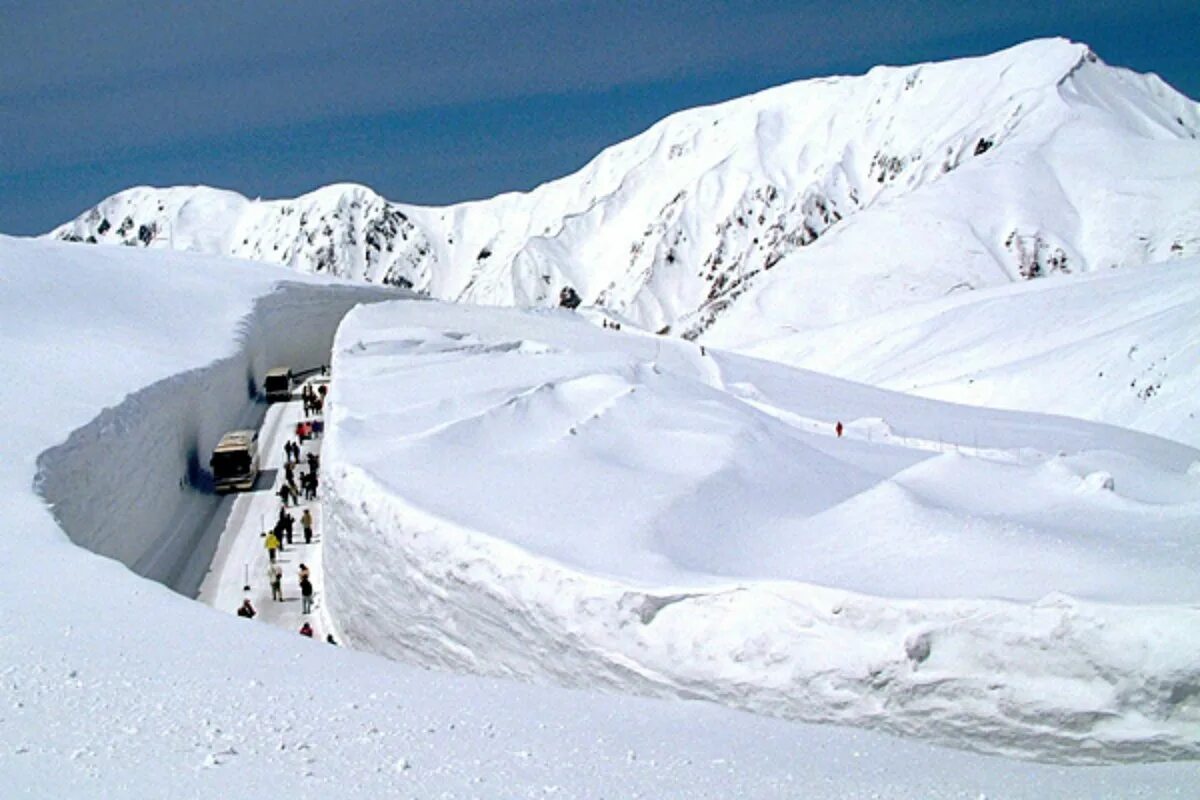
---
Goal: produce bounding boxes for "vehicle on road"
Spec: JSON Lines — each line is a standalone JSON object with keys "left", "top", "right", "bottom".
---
{"left": 264, "top": 367, "right": 292, "bottom": 402}
{"left": 210, "top": 429, "right": 260, "bottom": 493}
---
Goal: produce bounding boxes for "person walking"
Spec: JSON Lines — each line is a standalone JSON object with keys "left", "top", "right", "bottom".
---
{"left": 276, "top": 483, "right": 291, "bottom": 507}
{"left": 835, "top": 421, "right": 844, "bottom": 438}
{"left": 237, "top": 598, "right": 256, "bottom": 619}
{"left": 264, "top": 531, "right": 280, "bottom": 563}
{"left": 268, "top": 562, "right": 283, "bottom": 601}
{"left": 298, "top": 563, "right": 310, "bottom": 583}
{"left": 301, "top": 508, "right": 314, "bottom": 544}
{"left": 300, "top": 576, "right": 314, "bottom": 615}
{"left": 283, "top": 510, "right": 295, "bottom": 545}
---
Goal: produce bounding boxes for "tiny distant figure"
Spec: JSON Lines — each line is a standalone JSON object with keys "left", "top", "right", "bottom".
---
{"left": 237, "top": 599, "right": 256, "bottom": 619}
{"left": 268, "top": 562, "right": 283, "bottom": 601}
{"left": 300, "top": 577, "right": 314, "bottom": 614}
{"left": 299, "top": 622, "right": 314, "bottom": 638}
{"left": 307, "top": 452, "right": 319, "bottom": 475}
{"left": 558, "top": 286, "right": 582, "bottom": 309}
{"left": 276, "top": 484, "right": 291, "bottom": 507}
{"left": 284, "top": 460, "right": 295, "bottom": 484}
{"left": 321, "top": 365, "right": 328, "bottom": 376}
{"left": 835, "top": 421, "right": 844, "bottom": 438}
{"left": 325, "top": 634, "right": 338, "bottom": 646}
{"left": 318, "top": 383, "right": 328, "bottom": 401}
{"left": 298, "top": 563, "right": 310, "bottom": 583}
{"left": 265, "top": 531, "right": 280, "bottom": 563}
{"left": 302, "top": 508, "right": 314, "bottom": 543}
{"left": 282, "top": 509, "right": 295, "bottom": 545}
{"left": 700, "top": 345, "right": 707, "bottom": 356}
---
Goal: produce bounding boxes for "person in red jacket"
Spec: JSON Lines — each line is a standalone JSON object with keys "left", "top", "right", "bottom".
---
{"left": 835, "top": 421, "right": 844, "bottom": 438}
{"left": 299, "top": 622, "right": 314, "bottom": 638}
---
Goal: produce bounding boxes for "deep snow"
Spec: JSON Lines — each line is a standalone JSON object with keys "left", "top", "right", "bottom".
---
{"left": 323, "top": 298, "right": 1200, "bottom": 763}
{"left": 5, "top": 236, "right": 1199, "bottom": 795}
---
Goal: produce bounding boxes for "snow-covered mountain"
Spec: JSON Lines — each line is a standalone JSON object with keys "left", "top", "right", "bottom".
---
{"left": 51, "top": 38, "right": 1200, "bottom": 340}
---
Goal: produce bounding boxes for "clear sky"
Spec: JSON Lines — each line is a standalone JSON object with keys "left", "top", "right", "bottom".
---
{"left": 2, "top": 1, "right": 1197, "bottom": 235}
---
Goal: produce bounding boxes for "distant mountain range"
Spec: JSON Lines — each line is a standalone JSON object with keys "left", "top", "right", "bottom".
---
{"left": 53, "top": 39, "right": 1199, "bottom": 335}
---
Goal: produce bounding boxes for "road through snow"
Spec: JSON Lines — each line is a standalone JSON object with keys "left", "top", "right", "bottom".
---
{"left": 198, "top": 380, "right": 334, "bottom": 642}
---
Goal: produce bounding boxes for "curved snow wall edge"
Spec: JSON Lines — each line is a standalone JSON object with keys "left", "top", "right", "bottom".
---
{"left": 322, "top": 462, "right": 1200, "bottom": 767}
{"left": 34, "top": 282, "right": 400, "bottom": 596}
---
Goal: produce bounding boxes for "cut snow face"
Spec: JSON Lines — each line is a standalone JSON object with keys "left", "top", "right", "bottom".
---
{"left": 323, "top": 299, "right": 1200, "bottom": 763}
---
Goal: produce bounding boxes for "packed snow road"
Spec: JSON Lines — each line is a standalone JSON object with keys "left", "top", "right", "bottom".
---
{"left": 198, "top": 377, "right": 334, "bottom": 642}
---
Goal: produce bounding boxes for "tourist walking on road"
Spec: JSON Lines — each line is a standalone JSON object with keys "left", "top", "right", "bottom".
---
{"left": 301, "top": 508, "right": 313, "bottom": 543}
{"left": 268, "top": 562, "right": 283, "bottom": 601}
{"left": 300, "top": 576, "right": 314, "bottom": 614}
{"left": 237, "top": 599, "right": 256, "bottom": 619}
{"left": 265, "top": 531, "right": 280, "bottom": 563}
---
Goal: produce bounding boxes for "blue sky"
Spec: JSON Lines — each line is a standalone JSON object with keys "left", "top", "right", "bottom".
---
{"left": 2, "top": 1, "right": 1197, "bottom": 235}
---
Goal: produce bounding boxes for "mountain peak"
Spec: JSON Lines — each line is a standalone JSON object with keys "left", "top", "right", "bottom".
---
{"left": 48, "top": 39, "right": 1199, "bottom": 334}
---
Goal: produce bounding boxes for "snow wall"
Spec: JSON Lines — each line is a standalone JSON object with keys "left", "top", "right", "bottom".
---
{"left": 324, "top": 468, "right": 1200, "bottom": 767}
{"left": 35, "top": 283, "right": 398, "bottom": 596}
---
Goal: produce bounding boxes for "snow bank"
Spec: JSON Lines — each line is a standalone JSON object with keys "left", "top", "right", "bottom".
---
{"left": 324, "top": 299, "right": 1200, "bottom": 764}
{"left": 36, "top": 282, "right": 391, "bottom": 594}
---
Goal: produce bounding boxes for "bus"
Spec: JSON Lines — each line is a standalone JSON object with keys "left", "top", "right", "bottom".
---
{"left": 210, "top": 429, "right": 260, "bottom": 493}
{"left": 263, "top": 367, "right": 292, "bottom": 402}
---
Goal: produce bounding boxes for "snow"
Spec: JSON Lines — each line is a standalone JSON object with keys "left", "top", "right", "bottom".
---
{"left": 324, "top": 298, "right": 1200, "bottom": 764}
{"left": 48, "top": 39, "right": 1200, "bottom": 452}
{"left": 4, "top": 235, "right": 1198, "bottom": 794}
{"left": 716, "top": 257, "right": 1200, "bottom": 447}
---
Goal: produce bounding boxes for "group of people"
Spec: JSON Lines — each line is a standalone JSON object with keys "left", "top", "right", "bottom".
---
{"left": 241, "top": 376, "right": 335, "bottom": 642}
{"left": 261, "top": 561, "right": 313, "bottom": 610}
{"left": 277, "top": 444, "right": 320, "bottom": 505}
{"left": 302, "top": 382, "right": 326, "bottom": 418}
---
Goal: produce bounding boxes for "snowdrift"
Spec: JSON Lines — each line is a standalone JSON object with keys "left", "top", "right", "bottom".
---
{"left": 323, "top": 299, "right": 1200, "bottom": 764}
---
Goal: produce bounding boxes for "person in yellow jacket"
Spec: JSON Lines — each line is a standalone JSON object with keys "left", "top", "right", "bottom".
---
{"left": 265, "top": 531, "right": 280, "bottom": 563}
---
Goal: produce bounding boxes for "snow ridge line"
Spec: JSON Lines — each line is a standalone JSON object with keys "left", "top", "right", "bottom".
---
{"left": 322, "top": 462, "right": 1200, "bottom": 765}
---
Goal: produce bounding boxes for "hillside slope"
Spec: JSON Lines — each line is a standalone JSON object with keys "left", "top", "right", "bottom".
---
{"left": 720, "top": 257, "right": 1200, "bottom": 447}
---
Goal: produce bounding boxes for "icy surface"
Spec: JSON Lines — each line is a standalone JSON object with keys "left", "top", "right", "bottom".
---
{"left": 4, "top": 236, "right": 1199, "bottom": 794}
{"left": 325, "top": 299, "right": 1200, "bottom": 763}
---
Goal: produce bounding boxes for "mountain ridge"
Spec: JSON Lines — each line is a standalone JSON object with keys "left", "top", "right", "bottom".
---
{"left": 50, "top": 38, "right": 1200, "bottom": 339}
